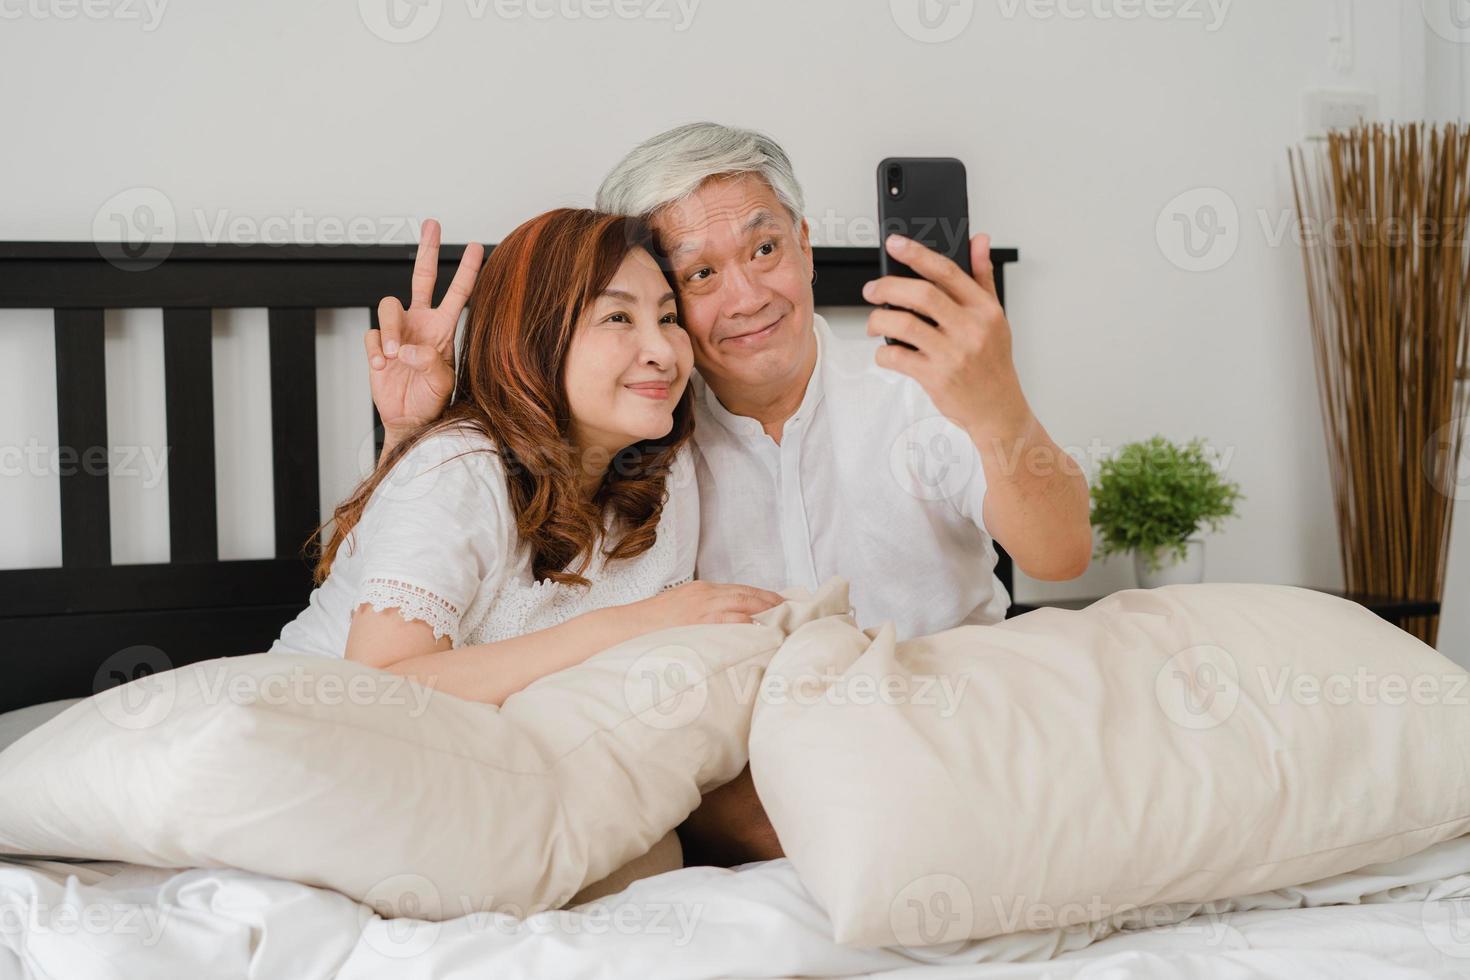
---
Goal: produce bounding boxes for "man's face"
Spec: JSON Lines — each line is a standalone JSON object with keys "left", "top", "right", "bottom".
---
{"left": 651, "top": 174, "right": 815, "bottom": 396}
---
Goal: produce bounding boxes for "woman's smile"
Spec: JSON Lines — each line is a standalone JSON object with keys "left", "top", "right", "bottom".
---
{"left": 625, "top": 380, "right": 673, "bottom": 400}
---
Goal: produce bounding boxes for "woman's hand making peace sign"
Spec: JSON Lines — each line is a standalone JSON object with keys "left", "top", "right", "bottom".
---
{"left": 364, "top": 219, "right": 484, "bottom": 453}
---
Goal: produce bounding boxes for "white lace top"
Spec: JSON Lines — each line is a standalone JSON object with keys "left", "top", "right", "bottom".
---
{"left": 269, "top": 424, "right": 697, "bottom": 659}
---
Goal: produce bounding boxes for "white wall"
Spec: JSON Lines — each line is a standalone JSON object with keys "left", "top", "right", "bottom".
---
{"left": 0, "top": 0, "right": 1463, "bottom": 658}
{"left": 1423, "top": 2, "right": 1470, "bottom": 662}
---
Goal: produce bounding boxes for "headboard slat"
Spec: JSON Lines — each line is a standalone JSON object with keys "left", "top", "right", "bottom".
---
{"left": 0, "top": 559, "right": 312, "bottom": 617}
{"left": 162, "top": 308, "right": 219, "bottom": 562}
{"left": 53, "top": 308, "right": 111, "bottom": 568}
{"left": 267, "top": 308, "right": 321, "bottom": 561}
{"left": 5, "top": 604, "right": 307, "bottom": 712}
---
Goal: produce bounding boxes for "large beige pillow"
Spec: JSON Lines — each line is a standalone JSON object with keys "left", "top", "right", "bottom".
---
{"left": 749, "top": 583, "right": 1470, "bottom": 947}
{"left": 0, "top": 580, "right": 850, "bottom": 919}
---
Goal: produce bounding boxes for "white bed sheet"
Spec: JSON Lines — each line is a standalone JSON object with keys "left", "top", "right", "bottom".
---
{"left": 3, "top": 836, "right": 1470, "bottom": 979}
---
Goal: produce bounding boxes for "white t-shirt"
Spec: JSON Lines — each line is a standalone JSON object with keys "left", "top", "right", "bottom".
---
{"left": 690, "top": 313, "right": 1009, "bottom": 640}
{"left": 270, "top": 424, "right": 698, "bottom": 658}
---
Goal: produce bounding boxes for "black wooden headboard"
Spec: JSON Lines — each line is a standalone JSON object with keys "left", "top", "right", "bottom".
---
{"left": 0, "top": 241, "right": 1019, "bottom": 713}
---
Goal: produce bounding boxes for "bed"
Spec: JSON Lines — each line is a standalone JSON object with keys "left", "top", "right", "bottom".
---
{"left": 0, "top": 239, "right": 1019, "bottom": 716}
{"left": 3, "top": 831, "right": 1470, "bottom": 977}
{"left": 3, "top": 240, "right": 1469, "bottom": 980}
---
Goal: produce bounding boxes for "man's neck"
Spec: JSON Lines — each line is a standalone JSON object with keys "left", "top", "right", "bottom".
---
{"left": 704, "top": 329, "right": 818, "bottom": 445}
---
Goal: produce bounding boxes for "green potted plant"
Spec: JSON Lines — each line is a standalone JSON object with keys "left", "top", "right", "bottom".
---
{"left": 1090, "top": 436, "right": 1244, "bottom": 588}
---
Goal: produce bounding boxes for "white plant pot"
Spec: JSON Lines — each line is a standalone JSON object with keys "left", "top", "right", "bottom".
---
{"left": 1134, "top": 540, "right": 1205, "bottom": 589}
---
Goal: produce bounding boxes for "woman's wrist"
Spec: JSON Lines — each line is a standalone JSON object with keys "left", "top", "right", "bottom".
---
{"left": 379, "top": 426, "right": 412, "bottom": 461}
{"left": 588, "top": 601, "right": 644, "bottom": 649}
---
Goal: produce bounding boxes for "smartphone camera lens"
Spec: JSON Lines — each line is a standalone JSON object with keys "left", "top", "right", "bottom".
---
{"left": 887, "top": 165, "right": 903, "bottom": 199}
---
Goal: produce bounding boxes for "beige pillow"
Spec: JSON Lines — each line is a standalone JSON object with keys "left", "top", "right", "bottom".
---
{"left": 750, "top": 583, "right": 1470, "bottom": 946}
{"left": 569, "top": 830, "right": 683, "bottom": 905}
{"left": 0, "top": 580, "right": 850, "bottom": 919}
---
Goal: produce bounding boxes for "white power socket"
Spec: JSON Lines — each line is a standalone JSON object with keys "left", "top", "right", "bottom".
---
{"left": 1302, "top": 90, "right": 1379, "bottom": 138}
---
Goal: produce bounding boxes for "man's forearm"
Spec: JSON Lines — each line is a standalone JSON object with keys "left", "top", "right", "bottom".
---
{"left": 971, "top": 414, "right": 1092, "bottom": 582}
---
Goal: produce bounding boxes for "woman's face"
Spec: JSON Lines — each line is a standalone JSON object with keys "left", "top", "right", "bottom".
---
{"left": 564, "top": 247, "right": 693, "bottom": 459}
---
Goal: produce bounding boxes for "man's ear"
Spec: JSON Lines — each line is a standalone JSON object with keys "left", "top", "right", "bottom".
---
{"left": 797, "top": 216, "right": 814, "bottom": 274}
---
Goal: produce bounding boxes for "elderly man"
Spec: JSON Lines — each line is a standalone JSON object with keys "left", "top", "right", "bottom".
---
{"left": 366, "top": 123, "right": 1091, "bottom": 864}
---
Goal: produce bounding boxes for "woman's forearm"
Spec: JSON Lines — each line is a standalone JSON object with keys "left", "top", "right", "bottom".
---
{"left": 382, "top": 602, "right": 643, "bottom": 705}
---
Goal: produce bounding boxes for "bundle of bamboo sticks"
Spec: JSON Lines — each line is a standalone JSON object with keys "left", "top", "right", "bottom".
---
{"left": 1289, "top": 123, "right": 1470, "bottom": 645}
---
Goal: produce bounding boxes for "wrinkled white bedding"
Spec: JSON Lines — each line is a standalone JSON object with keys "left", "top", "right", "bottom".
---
{"left": 4, "top": 835, "right": 1470, "bottom": 979}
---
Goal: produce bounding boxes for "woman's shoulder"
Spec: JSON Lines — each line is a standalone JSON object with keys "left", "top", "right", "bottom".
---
{"left": 367, "top": 422, "right": 512, "bottom": 521}
{"left": 400, "top": 421, "right": 502, "bottom": 464}
{"left": 389, "top": 423, "right": 506, "bottom": 482}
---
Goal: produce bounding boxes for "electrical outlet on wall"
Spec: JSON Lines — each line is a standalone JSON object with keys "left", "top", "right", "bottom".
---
{"left": 1302, "top": 90, "right": 1378, "bottom": 138}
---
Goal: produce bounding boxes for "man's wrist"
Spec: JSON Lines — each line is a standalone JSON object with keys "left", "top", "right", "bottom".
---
{"left": 969, "top": 412, "right": 1087, "bottom": 490}
{"left": 965, "top": 402, "right": 1038, "bottom": 466}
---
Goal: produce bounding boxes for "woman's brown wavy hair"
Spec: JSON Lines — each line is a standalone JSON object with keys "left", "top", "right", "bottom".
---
{"left": 309, "top": 208, "right": 695, "bottom": 588}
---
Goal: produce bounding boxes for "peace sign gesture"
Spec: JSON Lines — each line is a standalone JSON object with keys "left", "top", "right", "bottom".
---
{"left": 364, "top": 219, "right": 484, "bottom": 445}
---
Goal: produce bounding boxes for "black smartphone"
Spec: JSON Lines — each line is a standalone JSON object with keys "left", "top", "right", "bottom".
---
{"left": 876, "top": 157, "right": 971, "bottom": 348}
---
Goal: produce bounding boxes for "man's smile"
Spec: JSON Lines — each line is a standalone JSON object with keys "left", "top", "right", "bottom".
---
{"left": 721, "top": 314, "right": 784, "bottom": 347}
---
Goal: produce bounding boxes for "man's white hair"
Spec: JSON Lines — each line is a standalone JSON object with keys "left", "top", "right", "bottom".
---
{"left": 595, "top": 122, "right": 805, "bottom": 223}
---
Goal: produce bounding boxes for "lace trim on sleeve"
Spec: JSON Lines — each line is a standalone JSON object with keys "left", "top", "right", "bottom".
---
{"left": 359, "top": 577, "right": 463, "bottom": 645}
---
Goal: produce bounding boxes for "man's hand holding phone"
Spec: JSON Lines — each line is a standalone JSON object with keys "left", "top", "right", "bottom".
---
{"left": 863, "top": 232, "right": 1032, "bottom": 447}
